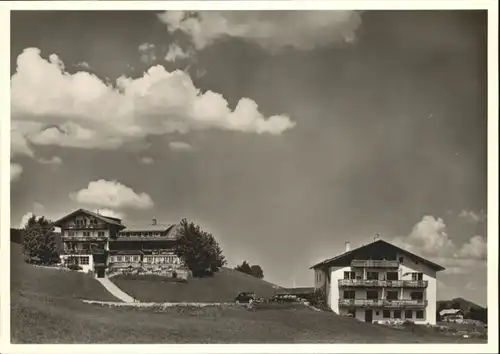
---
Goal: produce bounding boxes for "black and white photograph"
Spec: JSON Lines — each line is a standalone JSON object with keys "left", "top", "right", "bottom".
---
{"left": 1, "top": 1, "right": 498, "bottom": 352}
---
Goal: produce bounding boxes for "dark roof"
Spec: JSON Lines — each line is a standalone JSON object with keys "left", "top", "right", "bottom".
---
{"left": 310, "top": 239, "right": 445, "bottom": 272}
{"left": 53, "top": 209, "right": 125, "bottom": 228}
{"left": 111, "top": 236, "right": 177, "bottom": 242}
{"left": 121, "top": 224, "right": 174, "bottom": 233}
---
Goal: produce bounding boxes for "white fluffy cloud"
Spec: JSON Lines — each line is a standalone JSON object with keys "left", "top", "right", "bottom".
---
{"left": 98, "top": 208, "right": 126, "bottom": 220}
{"left": 38, "top": 156, "right": 62, "bottom": 165}
{"left": 458, "top": 209, "right": 486, "bottom": 223}
{"left": 157, "top": 11, "right": 362, "bottom": 52}
{"left": 457, "top": 235, "right": 487, "bottom": 260}
{"left": 393, "top": 215, "right": 454, "bottom": 257}
{"left": 140, "top": 156, "right": 155, "bottom": 165}
{"left": 138, "top": 42, "right": 157, "bottom": 64}
{"left": 11, "top": 163, "right": 23, "bottom": 182}
{"left": 165, "top": 43, "right": 191, "bottom": 62}
{"left": 70, "top": 179, "right": 154, "bottom": 209}
{"left": 169, "top": 141, "right": 193, "bottom": 151}
{"left": 11, "top": 48, "right": 295, "bottom": 152}
{"left": 19, "top": 212, "right": 33, "bottom": 228}
{"left": 392, "top": 215, "right": 488, "bottom": 276}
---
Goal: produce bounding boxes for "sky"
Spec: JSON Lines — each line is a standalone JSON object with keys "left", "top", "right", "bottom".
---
{"left": 9, "top": 10, "right": 488, "bottom": 306}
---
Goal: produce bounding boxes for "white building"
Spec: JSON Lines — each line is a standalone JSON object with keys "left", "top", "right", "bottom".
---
{"left": 312, "top": 239, "right": 445, "bottom": 325}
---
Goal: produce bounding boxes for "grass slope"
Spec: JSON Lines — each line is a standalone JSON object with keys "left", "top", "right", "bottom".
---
{"left": 10, "top": 243, "right": 486, "bottom": 344}
{"left": 112, "top": 268, "right": 282, "bottom": 302}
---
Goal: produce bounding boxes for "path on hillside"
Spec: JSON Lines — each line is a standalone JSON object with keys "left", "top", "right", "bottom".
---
{"left": 96, "top": 277, "right": 135, "bottom": 303}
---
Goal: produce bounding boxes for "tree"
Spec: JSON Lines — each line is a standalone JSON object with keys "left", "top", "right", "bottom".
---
{"left": 235, "top": 261, "right": 252, "bottom": 275}
{"left": 174, "top": 218, "right": 226, "bottom": 277}
{"left": 235, "top": 261, "right": 264, "bottom": 279}
{"left": 22, "top": 215, "right": 59, "bottom": 265}
{"left": 250, "top": 265, "right": 264, "bottom": 279}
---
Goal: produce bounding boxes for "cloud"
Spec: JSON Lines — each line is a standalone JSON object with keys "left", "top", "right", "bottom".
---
{"left": 392, "top": 215, "right": 454, "bottom": 257}
{"left": 19, "top": 212, "right": 33, "bottom": 228}
{"left": 140, "top": 156, "right": 155, "bottom": 165}
{"left": 391, "top": 215, "right": 488, "bottom": 276}
{"left": 98, "top": 208, "right": 126, "bottom": 220}
{"left": 11, "top": 48, "right": 295, "bottom": 152}
{"left": 138, "top": 42, "right": 157, "bottom": 64}
{"left": 11, "top": 163, "right": 23, "bottom": 182}
{"left": 11, "top": 124, "right": 34, "bottom": 158}
{"left": 169, "top": 141, "right": 194, "bottom": 151}
{"left": 76, "top": 61, "right": 90, "bottom": 69}
{"left": 458, "top": 209, "right": 486, "bottom": 223}
{"left": 70, "top": 179, "right": 154, "bottom": 209}
{"left": 38, "top": 156, "right": 62, "bottom": 165}
{"left": 157, "top": 11, "right": 362, "bottom": 52}
{"left": 457, "top": 235, "right": 487, "bottom": 260}
{"left": 165, "top": 43, "right": 191, "bottom": 62}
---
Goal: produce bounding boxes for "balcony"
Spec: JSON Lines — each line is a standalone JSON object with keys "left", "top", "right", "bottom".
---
{"left": 338, "top": 299, "right": 428, "bottom": 309}
{"left": 61, "top": 235, "right": 107, "bottom": 241}
{"left": 65, "top": 224, "right": 108, "bottom": 230}
{"left": 338, "top": 279, "right": 428, "bottom": 288}
{"left": 350, "top": 260, "right": 400, "bottom": 268}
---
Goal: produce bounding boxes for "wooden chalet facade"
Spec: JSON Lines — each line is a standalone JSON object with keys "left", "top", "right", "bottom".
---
{"left": 53, "top": 209, "right": 183, "bottom": 277}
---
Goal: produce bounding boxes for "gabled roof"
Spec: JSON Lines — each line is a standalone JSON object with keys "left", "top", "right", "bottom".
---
{"left": 310, "top": 239, "right": 445, "bottom": 272}
{"left": 53, "top": 208, "right": 125, "bottom": 228}
{"left": 121, "top": 224, "right": 173, "bottom": 233}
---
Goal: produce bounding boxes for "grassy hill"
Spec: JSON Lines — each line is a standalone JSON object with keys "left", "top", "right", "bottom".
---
{"left": 10, "top": 243, "right": 487, "bottom": 344}
{"left": 111, "top": 268, "right": 282, "bottom": 302}
{"left": 438, "top": 298, "right": 486, "bottom": 312}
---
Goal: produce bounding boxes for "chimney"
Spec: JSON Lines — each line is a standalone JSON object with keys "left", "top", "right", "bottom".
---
{"left": 374, "top": 234, "right": 380, "bottom": 242}
{"left": 96, "top": 209, "right": 100, "bottom": 215}
{"left": 345, "top": 242, "right": 351, "bottom": 253}
{"left": 152, "top": 218, "right": 157, "bottom": 225}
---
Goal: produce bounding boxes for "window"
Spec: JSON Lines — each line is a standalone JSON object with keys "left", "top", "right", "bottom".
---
{"left": 117, "top": 256, "right": 123, "bottom": 262}
{"left": 383, "top": 310, "right": 391, "bottom": 318}
{"left": 375, "top": 311, "right": 379, "bottom": 316}
{"left": 68, "top": 231, "right": 75, "bottom": 237}
{"left": 412, "top": 272, "right": 423, "bottom": 281}
{"left": 366, "top": 291, "right": 378, "bottom": 300}
{"left": 343, "top": 291, "right": 355, "bottom": 299}
{"left": 343, "top": 271, "right": 355, "bottom": 280}
{"left": 132, "top": 256, "right": 140, "bottom": 262}
{"left": 386, "top": 291, "right": 398, "bottom": 300}
{"left": 367, "top": 272, "right": 378, "bottom": 280}
{"left": 405, "top": 310, "right": 413, "bottom": 319}
{"left": 83, "top": 231, "right": 90, "bottom": 237}
{"left": 124, "top": 256, "right": 130, "bottom": 262}
{"left": 80, "top": 256, "right": 89, "bottom": 265}
{"left": 393, "top": 310, "right": 401, "bottom": 319}
{"left": 386, "top": 272, "right": 399, "bottom": 280}
{"left": 98, "top": 231, "right": 105, "bottom": 237}
{"left": 416, "top": 310, "right": 424, "bottom": 319}
{"left": 398, "top": 256, "right": 404, "bottom": 263}
{"left": 410, "top": 291, "right": 424, "bottom": 300}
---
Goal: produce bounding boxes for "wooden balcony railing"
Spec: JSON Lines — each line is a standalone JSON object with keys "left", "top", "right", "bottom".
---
{"left": 61, "top": 235, "right": 108, "bottom": 241}
{"left": 65, "top": 224, "right": 109, "bottom": 230}
{"left": 350, "top": 260, "right": 400, "bottom": 268}
{"left": 338, "top": 299, "right": 428, "bottom": 308}
{"left": 338, "top": 279, "right": 428, "bottom": 288}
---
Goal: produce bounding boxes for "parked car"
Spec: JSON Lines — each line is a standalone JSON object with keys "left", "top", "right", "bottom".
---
{"left": 235, "top": 292, "right": 262, "bottom": 304}
{"left": 270, "top": 294, "right": 299, "bottom": 303}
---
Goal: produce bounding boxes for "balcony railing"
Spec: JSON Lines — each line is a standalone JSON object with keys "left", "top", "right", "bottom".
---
{"left": 65, "top": 224, "right": 108, "bottom": 230}
{"left": 350, "top": 260, "right": 400, "bottom": 268}
{"left": 61, "top": 235, "right": 107, "bottom": 241}
{"left": 338, "top": 299, "right": 428, "bottom": 308}
{"left": 338, "top": 279, "right": 428, "bottom": 288}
